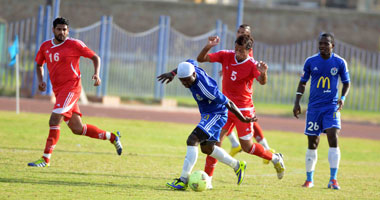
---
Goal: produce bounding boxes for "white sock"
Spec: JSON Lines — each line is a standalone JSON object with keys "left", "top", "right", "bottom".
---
{"left": 180, "top": 146, "right": 198, "bottom": 183}
{"left": 105, "top": 132, "right": 111, "bottom": 140}
{"left": 306, "top": 149, "right": 318, "bottom": 172}
{"left": 328, "top": 147, "right": 340, "bottom": 169}
{"left": 258, "top": 138, "right": 270, "bottom": 150}
{"left": 271, "top": 153, "right": 280, "bottom": 163}
{"left": 227, "top": 131, "right": 240, "bottom": 148}
{"left": 210, "top": 146, "right": 239, "bottom": 170}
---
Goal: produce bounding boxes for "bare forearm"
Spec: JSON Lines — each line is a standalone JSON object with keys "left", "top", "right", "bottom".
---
{"left": 341, "top": 82, "right": 350, "bottom": 97}
{"left": 294, "top": 81, "right": 306, "bottom": 104}
{"left": 197, "top": 45, "right": 212, "bottom": 63}
{"left": 36, "top": 65, "right": 44, "bottom": 82}
{"left": 91, "top": 55, "right": 100, "bottom": 75}
{"left": 257, "top": 72, "right": 267, "bottom": 85}
{"left": 226, "top": 101, "right": 245, "bottom": 122}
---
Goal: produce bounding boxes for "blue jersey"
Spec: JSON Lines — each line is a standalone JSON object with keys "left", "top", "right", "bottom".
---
{"left": 300, "top": 53, "right": 350, "bottom": 109}
{"left": 188, "top": 65, "right": 229, "bottom": 115}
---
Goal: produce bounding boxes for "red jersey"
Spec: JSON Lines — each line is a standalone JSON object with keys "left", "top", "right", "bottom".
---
{"left": 35, "top": 38, "right": 95, "bottom": 93}
{"left": 209, "top": 50, "right": 260, "bottom": 108}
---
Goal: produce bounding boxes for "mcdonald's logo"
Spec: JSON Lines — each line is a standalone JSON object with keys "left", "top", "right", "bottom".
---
{"left": 317, "top": 76, "right": 330, "bottom": 89}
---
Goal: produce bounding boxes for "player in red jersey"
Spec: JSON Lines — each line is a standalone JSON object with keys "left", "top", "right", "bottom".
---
{"left": 225, "top": 24, "right": 275, "bottom": 160}
{"left": 28, "top": 17, "right": 123, "bottom": 167}
{"left": 197, "top": 34, "right": 285, "bottom": 188}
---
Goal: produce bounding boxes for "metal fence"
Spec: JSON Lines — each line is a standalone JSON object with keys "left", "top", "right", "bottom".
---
{"left": 1, "top": 16, "right": 379, "bottom": 111}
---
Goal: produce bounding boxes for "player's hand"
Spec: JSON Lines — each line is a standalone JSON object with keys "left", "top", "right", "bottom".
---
{"left": 157, "top": 72, "right": 175, "bottom": 84}
{"left": 337, "top": 99, "right": 344, "bottom": 111}
{"left": 92, "top": 74, "right": 101, "bottom": 86}
{"left": 293, "top": 103, "right": 301, "bottom": 119}
{"left": 207, "top": 36, "right": 220, "bottom": 47}
{"left": 38, "top": 81, "right": 46, "bottom": 92}
{"left": 257, "top": 61, "right": 268, "bottom": 74}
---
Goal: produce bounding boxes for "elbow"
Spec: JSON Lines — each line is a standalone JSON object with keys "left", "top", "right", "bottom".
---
{"left": 197, "top": 57, "right": 203, "bottom": 63}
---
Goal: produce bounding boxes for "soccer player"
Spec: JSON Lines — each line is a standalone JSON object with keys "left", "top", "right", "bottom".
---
{"left": 158, "top": 60, "right": 255, "bottom": 190}
{"left": 196, "top": 34, "right": 285, "bottom": 188}
{"left": 226, "top": 24, "right": 274, "bottom": 159}
{"left": 28, "top": 17, "right": 123, "bottom": 167}
{"left": 293, "top": 32, "right": 350, "bottom": 189}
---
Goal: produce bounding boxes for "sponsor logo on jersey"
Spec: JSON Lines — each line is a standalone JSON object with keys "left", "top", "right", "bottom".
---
{"left": 330, "top": 67, "right": 338, "bottom": 75}
{"left": 317, "top": 76, "right": 331, "bottom": 93}
{"left": 196, "top": 94, "right": 203, "bottom": 101}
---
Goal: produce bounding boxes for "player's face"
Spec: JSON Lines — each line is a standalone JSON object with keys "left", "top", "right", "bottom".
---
{"left": 318, "top": 36, "right": 334, "bottom": 57}
{"left": 179, "top": 73, "right": 196, "bottom": 88}
{"left": 53, "top": 24, "right": 69, "bottom": 42}
{"left": 236, "top": 27, "right": 250, "bottom": 38}
{"left": 235, "top": 44, "right": 249, "bottom": 62}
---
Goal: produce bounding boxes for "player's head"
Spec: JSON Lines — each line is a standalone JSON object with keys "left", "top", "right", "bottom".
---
{"left": 236, "top": 24, "right": 251, "bottom": 38}
{"left": 52, "top": 17, "right": 69, "bottom": 42}
{"left": 177, "top": 62, "right": 196, "bottom": 88}
{"left": 235, "top": 34, "right": 253, "bottom": 61}
{"left": 318, "top": 32, "right": 335, "bottom": 57}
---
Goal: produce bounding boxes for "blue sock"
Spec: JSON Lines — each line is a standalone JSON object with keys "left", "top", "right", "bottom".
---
{"left": 330, "top": 168, "right": 338, "bottom": 180}
{"left": 306, "top": 171, "right": 314, "bottom": 182}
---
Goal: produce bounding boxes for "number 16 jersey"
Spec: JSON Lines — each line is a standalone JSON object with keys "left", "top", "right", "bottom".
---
{"left": 209, "top": 50, "right": 261, "bottom": 108}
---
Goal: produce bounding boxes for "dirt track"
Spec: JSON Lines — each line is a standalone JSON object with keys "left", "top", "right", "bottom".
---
{"left": 1, "top": 97, "right": 379, "bottom": 140}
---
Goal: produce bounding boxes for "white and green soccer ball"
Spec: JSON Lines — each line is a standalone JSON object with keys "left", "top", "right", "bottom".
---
{"left": 188, "top": 170, "right": 209, "bottom": 192}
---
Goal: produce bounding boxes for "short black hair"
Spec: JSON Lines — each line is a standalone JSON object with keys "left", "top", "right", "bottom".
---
{"left": 319, "top": 32, "right": 334, "bottom": 44}
{"left": 239, "top": 24, "right": 251, "bottom": 30}
{"left": 53, "top": 17, "right": 69, "bottom": 28}
{"left": 235, "top": 34, "right": 254, "bottom": 50}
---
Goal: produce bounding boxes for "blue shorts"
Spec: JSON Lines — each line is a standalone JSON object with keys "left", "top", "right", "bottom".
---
{"left": 197, "top": 113, "right": 228, "bottom": 142}
{"left": 305, "top": 106, "right": 341, "bottom": 136}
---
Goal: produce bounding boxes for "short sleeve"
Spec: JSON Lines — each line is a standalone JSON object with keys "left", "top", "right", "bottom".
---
{"left": 35, "top": 46, "right": 46, "bottom": 65}
{"left": 75, "top": 39, "right": 95, "bottom": 58}
{"left": 251, "top": 61, "right": 261, "bottom": 80}
{"left": 208, "top": 50, "right": 227, "bottom": 63}
{"left": 339, "top": 58, "right": 350, "bottom": 83}
{"left": 300, "top": 58, "right": 311, "bottom": 83}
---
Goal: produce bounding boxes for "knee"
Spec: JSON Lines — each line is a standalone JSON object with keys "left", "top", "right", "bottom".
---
{"left": 69, "top": 125, "right": 83, "bottom": 135}
{"left": 186, "top": 134, "right": 198, "bottom": 146}
{"left": 200, "top": 144, "right": 213, "bottom": 155}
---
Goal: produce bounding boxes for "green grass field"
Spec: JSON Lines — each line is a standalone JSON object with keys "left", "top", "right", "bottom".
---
{"left": 0, "top": 111, "right": 379, "bottom": 199}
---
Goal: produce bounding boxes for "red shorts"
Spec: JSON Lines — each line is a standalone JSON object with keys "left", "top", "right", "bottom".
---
{"left": 223, "top": 108, "right": 255, "bottom": 139}
{"left": 52, "top": 87, "right": 82, "bottom": 122}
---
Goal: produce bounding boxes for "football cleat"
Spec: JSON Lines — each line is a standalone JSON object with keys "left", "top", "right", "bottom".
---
{"left": 229, "top": 145, "right": 242, "bottom": 157}
{"left": 273, "top": 153, "right": 285, "bottom": 179}
{"left": 327, "top": 179, "right": 340, "bottom": 190}
{"left": 28, "top": 158, "right": 50, "bottom": 167}
{"left": 263, "top": 148, "right": 276, "bottom": 165}
{"left": 302, "top": 180, "right": 314, "bottom": 188}
{"left": 166, "top": 178, "right": 188, "bottom": 190}
{"left": 235, "top": 161, "right": 247, "bottom": 185}
{"left": 112, "top": 131, "right": 123, "bottom": 156}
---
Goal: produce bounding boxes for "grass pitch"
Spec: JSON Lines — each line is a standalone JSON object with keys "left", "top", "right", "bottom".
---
{"left": 0, "top": 111, "right": 379, "bottom": 199}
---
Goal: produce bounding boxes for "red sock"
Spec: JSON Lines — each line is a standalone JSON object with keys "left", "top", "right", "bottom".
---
{"left": 205, "top": 155, "right": 218, "bottom": 177}
{"left": 82, "top": 124, "right": 116, "bottom": 142}
{"left": 253, "top": 122, "right": 265, "bottom": 142}
{"left": 248, "top": 143, "right": 272, "bottom": 160}
{"left": 43, "top": 126, "right": 60, "bottom": 163}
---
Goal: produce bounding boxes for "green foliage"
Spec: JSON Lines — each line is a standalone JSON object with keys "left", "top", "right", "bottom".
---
{"left": 0, "top": 111, "right": 379, "bottom": 199}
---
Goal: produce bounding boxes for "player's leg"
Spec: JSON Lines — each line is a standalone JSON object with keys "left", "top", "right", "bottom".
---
{"left": 28, "top": 112, "right": 63, "bottom": 167}
{"left": 227, "top": 129, "right": 242, "bottom": 157}
{"left": 167, "top": 128, "right": 201, "bottom": 190}
{"left": 253, "top": 122, "right": 276, "bottom": 164}
{"left": 324, "top": 107, "right": 342, "bottom": 190}
{"left": 303, "top": 109, "right": 322, "bottom": 188}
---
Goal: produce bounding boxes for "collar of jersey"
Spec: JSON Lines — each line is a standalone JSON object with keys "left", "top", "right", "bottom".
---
{"left": 233, "top": 55, "right": 250, "bottom": 65}
{"left": 51, "top": 37, "right": 68, "bottom": 48}
{"left": 318, "top": 52, "right": 334, "bottom": 60}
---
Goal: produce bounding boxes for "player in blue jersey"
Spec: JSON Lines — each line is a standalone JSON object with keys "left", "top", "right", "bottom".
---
{"left": 158, "top": 59, "right": 256, "bottom": 190}
{"left": 293, "top": 33, "right": 350, "bottom": 190}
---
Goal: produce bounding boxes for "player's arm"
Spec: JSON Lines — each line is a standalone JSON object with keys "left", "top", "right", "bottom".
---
{"left": 293, "top": 81, "right": 307, "bottom": 119}
{"left": 256, "top": 61, "right": 268, "bottom": 85}
{"left": 226, "top": 100, "right": 257, "bottom": 123}
{"left": 90, "top": 54, "right": 101, "bottom": 86}
{"left": 197, "top": 36, "right": 220, "bottom": 63}
{"left": 36, "top": 64, "right": 46, "bottom": 91}
{"left": 337, "top": 82, "right": 350, "bottom": 111}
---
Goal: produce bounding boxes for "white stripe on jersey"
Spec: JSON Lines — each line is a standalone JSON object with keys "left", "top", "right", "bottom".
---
{"left": 68, "top": 38, "right": 87, "bottom": 47}
{"left": 197, "top": 82, "right": 216, "bottom": 100}
{"left": 70, "top": 63, "right": 80, "bottom": 78}
{"left": 53, "top": 97, "right": 77, "bottom": 114}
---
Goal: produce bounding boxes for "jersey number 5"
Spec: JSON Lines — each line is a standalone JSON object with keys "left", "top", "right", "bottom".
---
{"left": 231, "top": 71, "right": 237, "bottom": 81}
{"left": 49, "top": 53, "right": 60, "bottom": 62}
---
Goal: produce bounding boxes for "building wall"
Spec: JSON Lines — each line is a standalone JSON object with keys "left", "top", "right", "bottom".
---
{"left": 1, "top": 0, "right": 379, "bottom": 51}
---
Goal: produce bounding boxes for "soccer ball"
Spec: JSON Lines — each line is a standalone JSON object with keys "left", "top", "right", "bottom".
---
{"left": 188, "top": 170, "right": 209, "bottom": 192}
